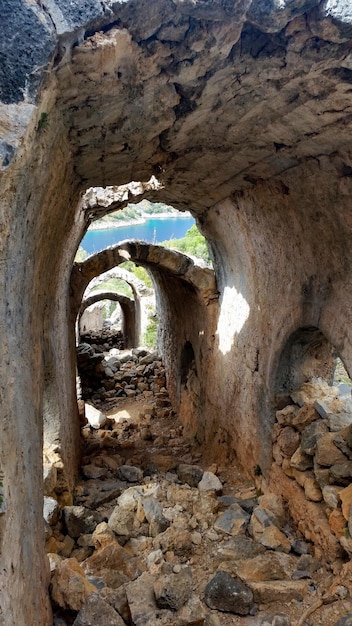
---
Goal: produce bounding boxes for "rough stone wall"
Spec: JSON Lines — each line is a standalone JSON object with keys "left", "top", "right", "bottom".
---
{"left": 137, "top": 251, "right": 219, "bottom": 440}
{"left": 79, "top": 302, "right": 106, "bottom": 333}
{"left": 201, "top": 161, "right": 352, "bottom": 474}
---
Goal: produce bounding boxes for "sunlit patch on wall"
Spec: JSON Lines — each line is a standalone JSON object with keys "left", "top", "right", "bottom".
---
{"left": 216, "top": 285, "right": 250, "bottom": 354}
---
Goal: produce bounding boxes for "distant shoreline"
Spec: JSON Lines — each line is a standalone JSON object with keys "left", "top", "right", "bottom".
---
{"left": 89, "top": 217, "right": 145, "bottom": 231}
{"left": 89, "top": 212, "right": 192, "bottom": 231}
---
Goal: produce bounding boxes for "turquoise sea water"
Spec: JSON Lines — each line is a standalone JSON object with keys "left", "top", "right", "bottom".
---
{"left": 81, "top": 216, "right": 195, "bottom": 254}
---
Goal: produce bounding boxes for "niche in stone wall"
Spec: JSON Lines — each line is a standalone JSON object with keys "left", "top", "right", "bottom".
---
{"left": 180, "top": 341, "right": 196, "bottom": 387}
{"left": 179, "top": 341, "right": 200, "bottom": 437}
{"left": 274, "top": 326, "right": 336, "bottom": 403}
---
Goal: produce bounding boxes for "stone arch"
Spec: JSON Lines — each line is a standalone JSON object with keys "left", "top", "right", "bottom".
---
{"left": 85, "top": 266, "right": 151, "bottom": 299}
{"left": 79, "top": 262, "right": 154, "bottom": 349}
{"left": 71, "top": 240, "right": 215, "bottom": 309}
{"left": 79, "top": 291, "right": 136, "bottom": 348}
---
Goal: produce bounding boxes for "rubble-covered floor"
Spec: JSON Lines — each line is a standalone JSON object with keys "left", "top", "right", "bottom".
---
{"left": 44, "top": 348, "right": 352, "bottom": 626}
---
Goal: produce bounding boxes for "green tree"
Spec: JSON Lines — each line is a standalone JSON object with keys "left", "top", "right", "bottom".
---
{"left": 162, "top": 224, "right": 211, "bottom": 265}
{"left": 143, "top": 305, "right": 158, "bottom": 348}
{"left": 120, "top": 261, "right": 153, "bottom": 288}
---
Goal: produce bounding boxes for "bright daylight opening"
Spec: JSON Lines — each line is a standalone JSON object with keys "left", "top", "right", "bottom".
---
{"left": 75, "top": 179, "right": 212, "bottom": 266}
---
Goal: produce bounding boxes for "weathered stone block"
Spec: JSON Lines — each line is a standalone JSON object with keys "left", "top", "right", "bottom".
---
{"left": 275, "top": 405, "right": 298, "bottom": 426}
{"left": 83, "top": 541, "right": 142, "bottom": 589}
{"left": 177, "top": 463, "right": 203, "bottom": 487}
{"left": 85, "top": 403, "right": 107, "bottom": 429}
{"left": 293, "top": 404, "right": 319, "bottom": 431}
{"left": 125, "top": 572, "right": 158, "bottom": 626}
{"left": 328, "top": 412, "right": 352, "bottom": 432}
{"left": 290, "top": 446, "right": 313, "bottom": 471}
{"left": 50, "top": 558, "right": 98, "bottom": 611}
{"left": 44, "top": 496, "right": 60, "bottom": 526}
{"left": 204, "top": 571, "right": 254, "bottom": 615}
{"left": 277, "top": 427, "right": 300, "bottom": 457}
{"left": 313, "top": 400, "right": 332, "bottom": 419}
{"left": 315, "top": 433, "right": 348, "bottom": 467}
{"left": 232, "top": 552, "right": 294, "bottom": 582}
{"left": 63, "top": 506, "right": 102, "bottom": 538}
{"left": 213, "top": 536, "right": 265, "bottom": 563}
{"left": 198, "top": 471, "right": 222, "bottom": 492}
{"left": 249, "top": 580, "right": 308, "bottom": 604}
{"left": 339, "top": 484, "right": 352, "bottom": 521}
{"left": 322, "top": 485, "right": 341, "bottom": 509}
{"left": 213, "top": 503, "right": 250, "bottom": 536}
{"left": 108, "top": 505, "right": 135, "bottom": 537}
{"left": 118, "top": 465, "right": 144, "bottom": 483}
{"left": 301, "top": 420, "right": 328, "bottom": 456}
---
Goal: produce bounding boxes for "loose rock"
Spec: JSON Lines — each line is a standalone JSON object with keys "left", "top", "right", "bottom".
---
{"left": 204, "top": 570, "right": 254, "bottom": 615}
{"left": 50, "top": 558, "right": 98, "bottom": 611}
{"left": 73, "top": 592, "right": 126, "bottom": 625}
{"left": 154, "top": 567, "right": 192, "bottom": 610}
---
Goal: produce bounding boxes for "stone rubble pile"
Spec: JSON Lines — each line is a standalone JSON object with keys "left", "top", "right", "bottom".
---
{"left": 80, "top": 329, "right": 125, "bottom": 353}
{"left": 273, "top": 378, "right": 352, "bottom": 560}
{"left": 43, "top": 365, "right": 352, "bottom": 626}
{"left": 77, "top": 345, "right": 170, "bottom": 413}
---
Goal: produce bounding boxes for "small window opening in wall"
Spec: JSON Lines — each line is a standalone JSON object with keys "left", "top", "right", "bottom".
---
{"left": 180, "top": 341, "right": 196, "bottom": 387}
{"left": 0, "top": 471, "right": 5, "bottom": 514}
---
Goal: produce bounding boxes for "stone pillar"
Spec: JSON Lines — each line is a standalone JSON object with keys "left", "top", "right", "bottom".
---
{"left": 0, "top": 103, "right": 81, "bottom": 624}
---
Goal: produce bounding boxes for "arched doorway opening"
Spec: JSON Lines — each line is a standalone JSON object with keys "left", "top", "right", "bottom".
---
{"left": 79, "top": 292, "right": 136, "bottom": 348}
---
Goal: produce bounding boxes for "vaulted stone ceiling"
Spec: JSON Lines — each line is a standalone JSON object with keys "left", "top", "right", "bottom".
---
{"left": 52, "top": 0, "right": 352, "bottom": 208}
{"left": 3, "top": 1, "right": 352, "bottom": 209}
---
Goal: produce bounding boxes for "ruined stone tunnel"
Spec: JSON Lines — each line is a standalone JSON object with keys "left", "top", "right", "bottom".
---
{"left": 2, "top": 0, "right": 352, "bottom": 623}
{"left": 72, "top": 240, "right": 217, "bottom": 429}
